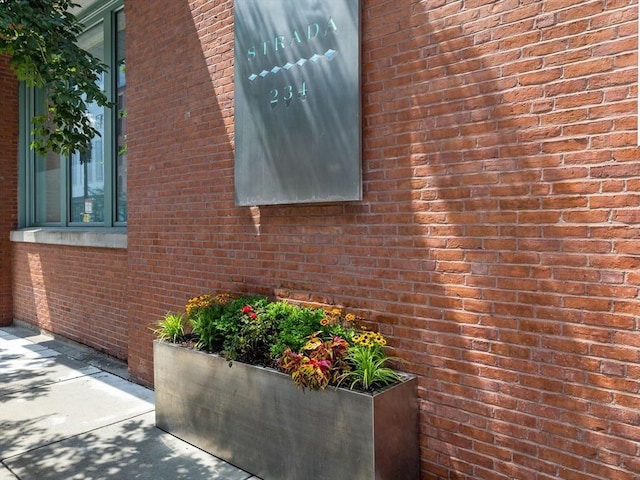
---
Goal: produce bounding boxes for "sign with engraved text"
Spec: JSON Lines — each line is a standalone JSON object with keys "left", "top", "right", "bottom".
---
{"left": 234, "top": 0, "right": 361, "bottom": 206}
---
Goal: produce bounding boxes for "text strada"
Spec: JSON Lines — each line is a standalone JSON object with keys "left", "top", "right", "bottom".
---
{"left": 247, "top": 17, "right": 338, "bottom": 60}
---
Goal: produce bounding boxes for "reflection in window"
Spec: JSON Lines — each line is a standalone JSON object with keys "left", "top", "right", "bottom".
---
{"left": 116, "top": 9, "right": 127, "bottom": 222}
{"left": 70, "top": 23, "right": 105, "bottom": 223}
{"left": 35, "top": 151, "right": 61, "bottom": 224}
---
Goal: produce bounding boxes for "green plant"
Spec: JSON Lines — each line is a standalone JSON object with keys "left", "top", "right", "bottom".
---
{"left": 151, "top": 291, "right": 404, "bottom": 393}
{"left": 0, "top": 0, "right": 113, "bottom": 156}
{"left": 152, "top": 312, "right": 187, "bottom": 343}
{"left": 269, "top": 302, "right": 326, "bottom": 358}
{"left": 279, "top": 334, "right": 350, "bottom": 390}
{"left": 340, "top": 345, "right": 401, "bottom": 392}
{"left": 188, "top": 294, "right": 229, "bottom": 352}
{"left": 190, "top": 306, "right": 223, "bottom": 352}
{"left": 318, "top": 307, "right": 358, "bottom": 343}
{"left": 187, "top": 293, "right": 270, "bottom": 356}
{"left": 220, "top": 298, "right": 273, "bottom": 364}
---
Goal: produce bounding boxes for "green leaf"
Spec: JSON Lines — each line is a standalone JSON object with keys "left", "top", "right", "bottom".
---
{"left": 0, "top": 0, "right": 114, "bottom": 156}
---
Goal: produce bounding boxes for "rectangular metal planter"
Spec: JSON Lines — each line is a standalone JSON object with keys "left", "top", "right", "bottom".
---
{"left": 154, "top": 340, "right": 419, "bottom": 480}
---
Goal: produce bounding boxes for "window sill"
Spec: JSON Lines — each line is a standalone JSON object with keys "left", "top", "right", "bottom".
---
{"left": 10, "top": 228, "right": 127, "bottom": 249}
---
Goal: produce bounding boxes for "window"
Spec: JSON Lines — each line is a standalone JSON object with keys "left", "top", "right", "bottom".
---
{"left": 19, "top": 1, "right": 126, "bottom": 228}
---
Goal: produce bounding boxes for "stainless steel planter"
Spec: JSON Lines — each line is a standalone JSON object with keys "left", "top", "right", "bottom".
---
{"left": 154, "top": 340, "right": 419, "bottom": 480}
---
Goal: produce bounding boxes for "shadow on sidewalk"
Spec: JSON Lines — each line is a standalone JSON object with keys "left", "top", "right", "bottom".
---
{"left": 0, "top": 327, "right": 256, "bottom": 480}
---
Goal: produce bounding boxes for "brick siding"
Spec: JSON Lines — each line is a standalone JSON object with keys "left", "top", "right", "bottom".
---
{"left": 126, "top": 1, "right": 640, "bottom": 478}
{"left": 0, "top": 56, "right": 18, "bottom": 326}
{"left": 7, "top": 0, "right": 639, "bottom": 479}
{"left": 12, "top": 243, "right": 129, "bottom": 360}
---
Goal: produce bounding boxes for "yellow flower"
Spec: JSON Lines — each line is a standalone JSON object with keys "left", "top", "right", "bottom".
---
{"left": 353, "top": 330, "right": 387, "bottom": 347}
{"left": 214, "top": 292, "right": 232, "bottom": 305}
{"left": 345, "top": 313, "right": 356, "bottom": 322}
{"left": 185, "top": 293, "right": 215, "bottom": 315}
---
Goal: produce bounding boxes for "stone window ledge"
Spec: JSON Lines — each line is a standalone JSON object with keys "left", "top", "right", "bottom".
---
{"left": 10, "top": 228, "right": 127, "bottom": 249}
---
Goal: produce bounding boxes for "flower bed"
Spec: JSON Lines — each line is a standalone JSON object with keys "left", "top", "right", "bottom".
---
{"left": 152, "top": 293, "right": 419, "bottom": 479}
{"left": 153, "top": 293, "right": 405, "bottom": 393}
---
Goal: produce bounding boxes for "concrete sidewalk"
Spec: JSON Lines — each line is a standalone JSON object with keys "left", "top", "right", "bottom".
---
{"left": 0, "top": 326, "right": 260, "bottom": 480}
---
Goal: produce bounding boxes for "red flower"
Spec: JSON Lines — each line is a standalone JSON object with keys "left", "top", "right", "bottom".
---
{"left": 241, "top": 305, "right": 258, "bottom": 319}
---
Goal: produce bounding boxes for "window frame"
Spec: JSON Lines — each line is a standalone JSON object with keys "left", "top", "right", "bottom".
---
{"left": 18, "top": 0, "right": 125, "bottom": 230}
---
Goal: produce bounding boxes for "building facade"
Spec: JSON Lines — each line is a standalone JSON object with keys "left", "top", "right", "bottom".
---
{"left": 2, "top": 1, "right": 640, "bottom": 479}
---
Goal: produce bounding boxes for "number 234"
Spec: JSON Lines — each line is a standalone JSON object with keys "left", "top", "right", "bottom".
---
{"left": 270, "top": 82, "right": 307, "bottom": 107}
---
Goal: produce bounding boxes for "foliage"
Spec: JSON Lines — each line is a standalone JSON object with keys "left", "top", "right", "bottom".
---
{"left": 188, "top": 294, "right": 229, "bottom": 352}
{"left": 279, "top": 334, "right": 350, "bottom": 390}
{"left": 267, "top": 301, "right": 325, "bottom": 358}
{"left": 153, "top": 292, "right": 404, "bottom": 393}
{"left": 0, "top": 0, "right": 112, "bottom": 156}
{"left": 340, "top": 344, "right": 401, "bottom": 392}
{"left": 219, "top": 297, "right": 273, "bottom": 364}
{"left": 340, "top": 329, "right": 400, "bottom": 391}
{"left": 317, "top": 307, "right": 358, "bottom": 343}
{"left": 151, "top": 312, "right": 187, "bottom": 343}
{"left": 186, "top": 293, "right": 271, "bottom": 359}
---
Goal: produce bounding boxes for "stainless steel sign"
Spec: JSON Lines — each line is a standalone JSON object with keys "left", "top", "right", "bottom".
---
{"left": 234, "top": 0, "right": 361, "bottom": 206}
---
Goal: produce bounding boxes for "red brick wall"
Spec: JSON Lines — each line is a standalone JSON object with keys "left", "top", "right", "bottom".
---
{"left": 12, "top": 243, "right": 129, "bottom": 360}
{"left": 0, "top": 56, "right": 18, "bottom": 326}
{"left": 125, "top": 1, "right": 639, "bottom": 479}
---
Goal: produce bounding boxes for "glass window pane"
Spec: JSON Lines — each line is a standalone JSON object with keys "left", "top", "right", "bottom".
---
{"left": 71, "top": 23, "right": 105, "bottom": 223}
{"left": 35, "top": 151, "right": 61, "bottom": 224}
{"left": 116, "top": 9, "right": 127, "bottom": 222}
